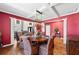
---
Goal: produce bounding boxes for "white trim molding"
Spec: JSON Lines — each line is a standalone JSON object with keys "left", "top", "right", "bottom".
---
{"left": 63, "top": 18, "right": 67, "bottom": 44}
{"left": 2, "top": 44, "right": 13, "bottom": 48}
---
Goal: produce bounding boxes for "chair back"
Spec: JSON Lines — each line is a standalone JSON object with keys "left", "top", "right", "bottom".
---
{"left": 14, "top": 32, "right": 19, "bottom": 41}
{"left": 23, "top": 37, "right": 32, "bottom": 55}
{"left": 47, "top": 36, "right": 56, "bottom": 55}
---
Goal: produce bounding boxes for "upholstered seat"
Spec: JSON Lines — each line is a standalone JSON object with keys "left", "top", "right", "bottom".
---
{"left": 21, "top": 36, "right": 38, "bottom": 55}
{"left": 19, "top": 36, "right": 28, "bottom": 49}
{"left": 22, "top": 37, "right": 32, "bottom": 55}
{"left": 39, "top": 36, "right": 55, "bottom": 55}
{"left": 39, "top": 44, "right": 48, "bottom": 55}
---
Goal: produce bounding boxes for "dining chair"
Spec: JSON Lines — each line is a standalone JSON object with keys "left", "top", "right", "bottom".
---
{"left": 22, "top": 36, "right": 39, "bottom": 55}
{"left": 14, "top": 32, "right": 19, "bottom": 41}
{"left": 39, "top": 36, "right": 56, "bottom": 55}
{"left": 23, "top": 37, "right": 32, "bottom": 55}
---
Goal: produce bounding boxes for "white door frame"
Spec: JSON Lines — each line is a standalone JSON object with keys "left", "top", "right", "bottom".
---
{"left": 63, "top": 18, "right": 67, "bottom": 44}
{"left": 10, "top": 17, "right": 15, "bottom": 45}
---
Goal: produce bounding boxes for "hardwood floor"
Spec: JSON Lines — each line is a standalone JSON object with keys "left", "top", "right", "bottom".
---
{"left": 0, "top": 40, "right": 24, "bottom": 55}
{"left": 0, "top": 38, "right": 66, "bottom": 55}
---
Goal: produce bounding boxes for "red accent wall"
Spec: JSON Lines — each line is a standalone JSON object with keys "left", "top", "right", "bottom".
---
{"left": 50, "top": 21, "right": 63, "bottom": 37}
{"left": 0, "top": 12, "right": 33, "bottom": 45}
{"left": 67, "top": 13, "right": 79, "bottom": 40}
{"left": 0, "top": 13, "right": 10, "bottom": 45}
{"left": 67, "top": 13, "right": 79, "bottom": 35}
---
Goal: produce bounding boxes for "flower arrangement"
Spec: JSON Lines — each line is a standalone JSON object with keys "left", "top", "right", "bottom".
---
{"left": 35, "top": 23, "right": 42, "bottom": 31}
{"left": 35, "top": 22, "right": 42, "bottom": 39}
{"left": 54, "top": 27, "right": 59, "bottom": 32}
{"left": 54, "top": 27, "right": 61, "bottom": 37}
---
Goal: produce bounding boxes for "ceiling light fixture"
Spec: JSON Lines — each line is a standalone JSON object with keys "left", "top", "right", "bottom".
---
{"left": 34, "top": 9, "right": 43, "bottom": 22}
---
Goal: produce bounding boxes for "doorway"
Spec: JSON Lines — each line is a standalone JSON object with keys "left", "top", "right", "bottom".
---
{"left": 45, "top": 24, "right": 50, "bottom": 37}
{"left": 28, "top": 27, "right": 34, "bottom": 32}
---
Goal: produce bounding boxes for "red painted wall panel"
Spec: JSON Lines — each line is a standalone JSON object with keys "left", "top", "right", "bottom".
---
{"left": 50, "top": 21, "right": 63, "bottom": 37}
{"left": 0, "top": 13, "right": 11, "bottom": 45}
{"left": 67, "top": 13, "right": 79, "bottom": 35}
{"left": 67, "top": 13, "right": 79, "bottom": 40}
{"left": 2, "top": 14, "right": 11, "bottom": 45}
{"left": 0, "top": 17, "right": 2, "bottom": 32}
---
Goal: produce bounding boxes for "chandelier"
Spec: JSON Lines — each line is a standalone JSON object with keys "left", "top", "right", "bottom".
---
{"left": 34, "top": 9, "right": 42, "bottom": 32}
{"left": 34, "top": 9, "right": 42, "bottom": 22}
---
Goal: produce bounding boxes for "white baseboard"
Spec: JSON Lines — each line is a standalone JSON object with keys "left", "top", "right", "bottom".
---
{"left": 2, "top": 44, "right": 14, "bottom": 47}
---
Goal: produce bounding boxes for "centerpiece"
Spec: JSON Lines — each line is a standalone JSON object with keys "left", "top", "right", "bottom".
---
{"left": 35, "top": 22, "right": 42, "bottom": 39}
{"left": 54, "top": 27, "right": 61, "bottom": 37}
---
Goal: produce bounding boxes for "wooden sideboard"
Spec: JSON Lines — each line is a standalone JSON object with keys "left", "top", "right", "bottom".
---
{"left": 66, "top": 35, "right": 79, "bottom": 55}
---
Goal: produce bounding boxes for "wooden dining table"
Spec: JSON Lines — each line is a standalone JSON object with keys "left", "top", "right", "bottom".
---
{"left": 31, "top": 37, "right": 48, "bottom": 44}
{"left": 30, "top": 37, "right": 48, "bottom": 55}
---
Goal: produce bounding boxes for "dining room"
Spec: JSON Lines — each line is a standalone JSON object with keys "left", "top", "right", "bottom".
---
{"left": 1, "top": 3, "right": 79, "bottom": 55}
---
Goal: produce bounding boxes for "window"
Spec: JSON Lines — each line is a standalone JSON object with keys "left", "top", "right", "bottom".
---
{"left": 16, "top": 20, "right": 20, "bottom": 24}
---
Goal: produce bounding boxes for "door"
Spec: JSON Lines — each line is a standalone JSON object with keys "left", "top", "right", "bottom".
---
{"left": 45, "top": 24, "right": 50, "bottom": 37}
{"left": 28, "top": 27, "right": 34, "bottom": 33}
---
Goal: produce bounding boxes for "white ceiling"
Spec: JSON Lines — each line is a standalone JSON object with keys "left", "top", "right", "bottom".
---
{"left": 0, "top": 3, "right": 79, "bottom": 21}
